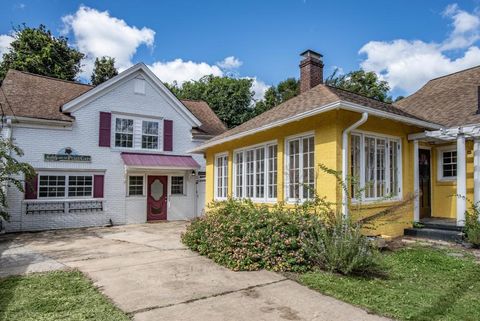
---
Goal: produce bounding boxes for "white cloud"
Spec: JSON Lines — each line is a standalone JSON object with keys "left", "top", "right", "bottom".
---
{"left": 359, "top": 3, "right": 480, "bottom": 94}
{"left": 248, "top": 77, "right": 270, "bottom": 101}
{"left": 217, "top": 56, "right": 242, "bottom": 69}
{"left": 148, "top": 59, "right": 223, "bottom": 84}
{"left": 0, "top": 35, "right": 14, "bottom": 62}
{"left": 62, "top": 5, "right": 155, "bottom": 77}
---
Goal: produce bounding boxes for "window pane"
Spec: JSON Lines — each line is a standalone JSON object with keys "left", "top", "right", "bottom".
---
{"left": 255, "top": 148, "right": 265, "bottom": 198}
{"left": 389, "top": 141, "right": 399, "bottom": 196}
{"left": 68, "top": 176, "right": 93, "bottom": 197}
{"left": 350, "top": 135, "right": 361, "bottom": 198}
{"left": 376, "top": 139, "right": 386, "bottom": 198}
{"left": 39, "top": 175, "right": 66, "bottom": 198}
{"left": 129, "top": 176, "right": 144, "bottom": 196}
{"left": 365, "top": 137, "right": 376, "bottom": 198}
{"left": 235, "top": 152, "right": 244, "bottom": 198}
{"left": 267, "top": 145, "right": 277, "bottom": 199}
{"left": 303, "top": 137, "right": 314, "bottom": 199}
{"left": 442, "top": 151, "right": 457, "bottom": 178}
{"left": 288, "top": 139, "right": 300, "bottom": 199}
{"left": 171, "top": 176, "right": 184, "bottom": 195}
{"left": 246, "top": 150, "right": 255, "bottom": 198}
{"left": 142, "top": 121, "right": 159, "bottom": 149}
{"left": 115, "top": 118, "right": 134, "bottom": 148}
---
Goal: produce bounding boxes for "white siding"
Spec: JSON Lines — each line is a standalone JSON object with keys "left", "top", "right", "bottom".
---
{"left": 4, "top": 71, "right": 206, "bottom": 232}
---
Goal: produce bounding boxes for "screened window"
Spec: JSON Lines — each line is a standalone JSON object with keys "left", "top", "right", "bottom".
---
{"left": 142, "top": 121, "right": 159, "bottom": 149}
{"left": 115, "top": 118, "right": 134, "bottom": 148}
{"left": 286, "top": 135, "right": 314, "bottom": 201}
{"left": 171, "top": 176, "right": 185, "bottom": 195}
{"left": 441, "top": 150, "right": 457, "bottom": 179}
{"left": 215, "top": 154, "right": 228, "bottom": 199}
{"left": 128, "top": 176, "right": 144, "bottom": 196}
{"left": 39, "top": 175, "right": 66, "bottom": 198}
{"left": 68, "top": 176, "right": 93, "bottom": 197}
{"left": 350, "top": 133, "right": 402, "bottom": 200}
{"left": 233, "top": 143, "right": 277, "bottom": 202}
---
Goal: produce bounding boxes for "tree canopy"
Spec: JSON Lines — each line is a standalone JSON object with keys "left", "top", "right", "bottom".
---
{"left": 166, "top": 75, "right": 254, "bottom": 128}
{"left": 91, "top": 56, "right": 118, "bottom": 85}
{"left": 254, "top": 78, "right": 299, "bottom": 115}
{"left": 0, "top": 24, "right": 84, "bottom": 82}
{"left": 325, "top": 69, "right": 392, "bottom": 102}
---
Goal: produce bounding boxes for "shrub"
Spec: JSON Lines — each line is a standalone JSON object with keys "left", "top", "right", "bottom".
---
{"left": 305, "top": 213, "right": 382, "bottom": 275}
{"left": 182, "top": 199, "right": 320, "bottom": 272}
{"left": 465, "top": 204, "right": 480, "bottom": 247}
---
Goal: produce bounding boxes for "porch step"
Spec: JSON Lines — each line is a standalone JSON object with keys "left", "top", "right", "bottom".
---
{"left": 404, "top": 227, "right": 464, "bottom": 242}
{"left": 421, "top": 222, "right": 463, "bottom": 232}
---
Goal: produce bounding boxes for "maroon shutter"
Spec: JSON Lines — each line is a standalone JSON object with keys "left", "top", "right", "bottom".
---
{"left": 25, "top": 174, "right": 38, "bottom": 200}
{"left": 164, "top": 119, "right": 173, "bottom": 151}
{"left": 99, "top": 112, "right": 112, "bottom": 147}
{"left": 93, "top": 175, "right": 104, "bottom": 198}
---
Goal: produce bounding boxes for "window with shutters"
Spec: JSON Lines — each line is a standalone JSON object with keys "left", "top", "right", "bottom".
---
{"left": 111, "top": 115, "right": 165, "bottom": 151}
{"left": 350, "top": 132, "right": 402, "bottom": 201}
{"left": 38, "top": 174, "right": 97, "bottom": 199}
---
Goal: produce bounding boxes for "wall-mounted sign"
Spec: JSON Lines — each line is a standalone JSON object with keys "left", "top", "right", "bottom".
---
{"left": 44, "top": 147, "right": 91, "bottom": 163}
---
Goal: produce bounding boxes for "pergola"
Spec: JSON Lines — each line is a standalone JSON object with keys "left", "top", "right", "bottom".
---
{"left": 409, "top": 125, "right": 480, "bottom": 226}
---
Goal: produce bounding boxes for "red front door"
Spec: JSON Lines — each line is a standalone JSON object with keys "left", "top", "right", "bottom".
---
{"left": 147, "top": 176, "right": 168, "bottom": 221}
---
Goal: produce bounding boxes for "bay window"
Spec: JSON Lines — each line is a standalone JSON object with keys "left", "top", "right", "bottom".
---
{"left": 215, "top": 154, "right": 228, "bottom": 199}
{"left": 350, "top": 133, "right": 402, "bottom": 200}
{"left": 286, "top": 134, "right": 314, "bottom": 201}
{"left": 233, "top": 142, "right": 277, "bottom": 201}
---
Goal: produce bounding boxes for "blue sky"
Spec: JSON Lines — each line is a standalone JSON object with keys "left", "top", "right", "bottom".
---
{"left": 1, "top": 0, "right": 480, "bottom": 98}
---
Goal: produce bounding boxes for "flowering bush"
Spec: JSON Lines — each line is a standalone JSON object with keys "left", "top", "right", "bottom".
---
{"left": 182, "top": 199, "right": 320, "bottom": 272}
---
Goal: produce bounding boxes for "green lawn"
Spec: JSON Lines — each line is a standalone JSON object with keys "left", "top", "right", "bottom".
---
{"left": 299, "top": 246, "right": 480, "bottom": 321}
{"left": 0, "top": 270, "right": 129, "bottom": 321}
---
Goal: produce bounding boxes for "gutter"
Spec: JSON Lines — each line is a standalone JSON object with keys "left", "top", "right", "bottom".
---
{"left": 341, "top": 112, "right": 368, "bottom": 218}
{"left": 189, "top": 101, "right": 441, "bottom": 153}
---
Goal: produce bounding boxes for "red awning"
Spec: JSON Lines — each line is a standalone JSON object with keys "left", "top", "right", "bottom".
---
{"left": 121, "top": 152, "right": 200, "bottom": 169}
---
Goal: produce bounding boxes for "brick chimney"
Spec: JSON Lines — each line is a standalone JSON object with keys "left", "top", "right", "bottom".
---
{"left": 299, "top": 49, "right": 324, "bottom": 93}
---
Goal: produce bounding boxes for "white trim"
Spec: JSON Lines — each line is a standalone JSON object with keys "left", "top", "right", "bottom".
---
{"left": 170, "top": 175, "right": 187, "bottom": 196}
{"left": 284, "top": 134, "right": 315, "bottom": 203}
{"left": 457, "top": 134, "right": 466, "bottom": 226}
{"left": 127, "top": 174, "right": 145, "bottom": 197}
{"left": 232, "top": 142, "right": 278, "bottom": 203}
{"left": 436, "top": 145, "right": 457, "bottom": 181}
{"left": 413, "top": 140, "right": 420, "bottom": 222}
{"left": 214, "top": 153, "right": 228, "bottom": 200}
{"left": 62, "top": 63, "right": 201, "bottom": 127}
{"left": 190, "top": 101, "right": 442, "bottom": 153}
{"left": 474, "top": 138, "right": 480, "bottom": 207}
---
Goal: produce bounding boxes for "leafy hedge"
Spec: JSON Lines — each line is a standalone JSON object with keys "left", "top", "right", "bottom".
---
{"left": 182, "top": 199, "right": 320, "bottom": 272}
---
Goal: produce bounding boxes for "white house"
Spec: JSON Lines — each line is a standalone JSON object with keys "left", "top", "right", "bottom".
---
{"left": 0, "top": 64, "right": 226, "bottom": 232}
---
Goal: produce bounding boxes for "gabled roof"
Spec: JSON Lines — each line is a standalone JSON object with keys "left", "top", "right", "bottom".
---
{"left": 0, "top": 68, "right": 225, "bottom": 136}
{"left": 191, "top": 83, "right": 441, "bottom": 152}
{"left": 394, "top": 65, "right": 480, "bottom": 127}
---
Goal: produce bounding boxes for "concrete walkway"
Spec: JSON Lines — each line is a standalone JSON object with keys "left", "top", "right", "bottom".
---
{"left": 0, "top": 222, "right": 390, "bottom": 321}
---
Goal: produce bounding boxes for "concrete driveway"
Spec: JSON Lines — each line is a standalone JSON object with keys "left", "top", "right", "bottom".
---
{"left": 0, "top": 222, "right": 390, "bottom": 321}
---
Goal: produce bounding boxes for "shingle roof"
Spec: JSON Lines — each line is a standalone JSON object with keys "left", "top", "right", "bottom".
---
{"left": 0, "top": 69, "right": 225, "bottom": 136}
{"left": 0, "top": 69, "right": 92, "bottom": 121}
{"left": 204, "top": 83, "right": 432, "bottom": 144}
{"left": 180, "top": 99, "right": 227, "bottom": 136}
{"left": 394, "top": 65, "right": 480, "bottom": 127}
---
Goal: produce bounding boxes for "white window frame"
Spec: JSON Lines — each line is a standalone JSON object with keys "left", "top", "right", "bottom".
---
{"left": 437, "top": 145, "right": 457, "bottom": 181}
{"left": 127, "top": 175, "right": 145, "bottom": 197}
{"left": 114, "top": 116, "right": 134, "bottom": 148}
{"left": 141, "top": 120, "right": 160, "bottom": 150}
{"left": 214, "top": 153, "right": 228, "bottom": 200}
{"left": 111, "top": 114, "right": 164, "bottom": 151}
{"left": 38, "top": 173, "right": 94, "bottom": 199}
{"left": 350, "top": 131, "right": 403, "bottom": 202}
{"left": 284, "top": 132, "right": 315, "bottom": 203}
{"left": 170, "top": 175, "right": 186, "bottom": 196}
{"left": 233, "top": 141, "right": 278, "bottom": 203}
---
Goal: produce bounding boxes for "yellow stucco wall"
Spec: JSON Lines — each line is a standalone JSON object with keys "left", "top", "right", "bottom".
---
{"left": 430, "top": 141, "right": 474, "bottom": 219}
{"left": 204, "top": 109, "right": 429, "bottom": 237}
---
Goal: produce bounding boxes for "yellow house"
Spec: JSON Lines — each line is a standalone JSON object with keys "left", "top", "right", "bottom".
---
{"left": 191, "top": 49, "right": 480, "bottom": 238}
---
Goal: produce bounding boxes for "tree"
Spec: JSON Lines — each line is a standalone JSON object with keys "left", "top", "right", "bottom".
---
{"left": 325, "top": 69, "right": 392, "bottom": 102}
{"left": 254, "top": 78, "right": 299, "bottom": 115}
{"left": 167, "top": 75, "right": 254, "bottom": 128}
{"left": 0, "top": 138, "right": 34, "bottom": 221}
{"left": 91, "top": 56, "right": 118, "bottom": 85}
{"left": 0, "top": 24, "right": 84, "bottom": 82}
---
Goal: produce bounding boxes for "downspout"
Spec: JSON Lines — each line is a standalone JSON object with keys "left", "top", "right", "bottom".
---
{"left": 341, "top": 112, "right": 368, "bottom": 217}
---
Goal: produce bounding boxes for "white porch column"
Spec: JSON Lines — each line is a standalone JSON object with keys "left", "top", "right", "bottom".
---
{"left": 474, "top": 138, "right": 480, "bottom": 208}
{"left": 413, "top": 140, "right": 420, "bottom": 222}
{"left": 457, "top": 134, "right": 467, "bottom": 226}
